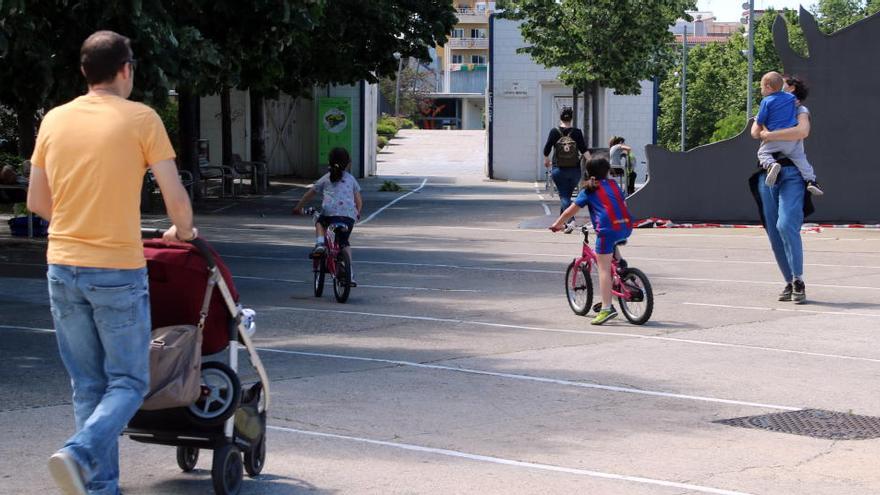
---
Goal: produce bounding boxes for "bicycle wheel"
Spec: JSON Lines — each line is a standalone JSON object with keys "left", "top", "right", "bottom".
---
{"left": 565, "top": 261, "right": 593, "bottom": 316}
{"left": 313, "top": 257, "right": 325, "bottom": 297}
{"left": 333, "top": 250, "right": 352, "bottom": 303}
{"left": 617, "top": 267, "right": 653, "bottom": 325}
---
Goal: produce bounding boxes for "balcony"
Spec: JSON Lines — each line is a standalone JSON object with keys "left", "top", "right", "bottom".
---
{"left": 448, "top": 37, "right": 489, "bottom": 50}
{"left": 456, "top": 8, "right": 490, "bottom": 24}
{"left": 450, "top": 70, "right": 488, "bottom": 94}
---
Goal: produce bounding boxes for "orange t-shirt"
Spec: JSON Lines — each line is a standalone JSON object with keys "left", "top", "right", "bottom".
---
{"left": 30, "top": 94, "right": 175, "bottom": 269}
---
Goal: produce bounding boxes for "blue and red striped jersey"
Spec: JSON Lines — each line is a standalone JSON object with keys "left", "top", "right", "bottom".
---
{"left": 573, "top": 179, "right": 633, "bottom": 234}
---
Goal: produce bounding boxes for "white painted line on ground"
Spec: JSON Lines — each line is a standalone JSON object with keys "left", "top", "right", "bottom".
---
{"left": 233, "top": 275, "right": 480, "bottom": 293}
{"left": 359, "top": 178, "right": 428, "bottom": 225}
{"left": 258, "top": 347, "right": 799, "bottom": 411}
{"left": 222, "top": 255, "right": 560, "bottom": 274}
{"left": 683, "top": 302, "right": 880, "bottom": 318}
{"left": 0, "top": 324, "right": 54, "bottom": 333}
{"left": 224, "top": 255, "right": 880, "bottom": 291}
{"left": 267, "top": 425, "right": 756, "bottom": 495}
{"left": 629, "top": 256, "right": 880, "bottom": 270}
{"left": 264, "top": 306, "right": 880, "bottom": 363}
{"left": 654, "top": 276, "right": 880, "bottom": 291}
{"left": 211, "top": 203, "right": 237, "bottom": 214}
{"left": 542, "top": 203, "right": 552, "bottom": 216}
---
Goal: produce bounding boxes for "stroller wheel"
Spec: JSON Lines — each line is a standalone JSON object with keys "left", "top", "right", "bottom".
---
{"left": 186, "top": 362, "right": 241, "bottom": 426}
{"left": 212, "top": 443, "right": 243, "bottom": 495}
{"left": 176, "top": 446, "right": 199, "bottom": 472}
{"left": 244, "top": 435, "right": 266, "bottom": 477}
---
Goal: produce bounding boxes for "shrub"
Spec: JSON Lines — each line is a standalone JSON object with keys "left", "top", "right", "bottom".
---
{"left": 0, "top": 152, "right": 24, "bottom": 172}
{"left": 395, "top": 117, "right": 417, "bottom": 129}
{"left": 379, "top": 180, "right": 402, "bottom": 192}
{"left": 377, "top": 122, "right": 398, "bottom": 137}
{"left": 377, "top": 136, "right": 389, "bottom": 149}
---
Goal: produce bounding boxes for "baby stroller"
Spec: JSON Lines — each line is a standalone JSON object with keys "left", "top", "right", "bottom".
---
{"left": 123, "top": 230, "right": 271, "bottom": 495}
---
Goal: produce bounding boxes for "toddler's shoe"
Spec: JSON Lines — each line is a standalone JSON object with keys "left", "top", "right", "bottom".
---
{"left": 764, "top": 162, "right": 781, "bottom": 186}
{"left": 806, "top": 181, "right": 824, "bottom": 196}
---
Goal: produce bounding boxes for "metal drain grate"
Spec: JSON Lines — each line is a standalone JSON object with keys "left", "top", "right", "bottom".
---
{"left": 715, "top": 409, "right": 880, "bottom": 440}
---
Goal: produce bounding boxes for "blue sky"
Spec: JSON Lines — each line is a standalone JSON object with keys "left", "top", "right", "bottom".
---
{"left": 696, "top": 0, "right": 810, "bottom": 22}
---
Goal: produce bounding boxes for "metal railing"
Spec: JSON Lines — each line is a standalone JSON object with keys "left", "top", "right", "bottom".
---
{"left": 448, "top": 37, "right": 489, "bottom": 49}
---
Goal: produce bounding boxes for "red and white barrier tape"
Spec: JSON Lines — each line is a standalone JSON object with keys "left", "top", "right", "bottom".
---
{"left": 635, "top": 217, "right": 880, "bottom": 232}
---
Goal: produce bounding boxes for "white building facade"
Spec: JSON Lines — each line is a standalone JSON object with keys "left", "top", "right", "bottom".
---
{"left": 488, "top": 17, "right": 656, "bottom": 182}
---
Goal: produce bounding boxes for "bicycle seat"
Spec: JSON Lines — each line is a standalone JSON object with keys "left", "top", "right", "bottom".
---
{"left": 330, "top": 222, "right": 349, "bottom": 233}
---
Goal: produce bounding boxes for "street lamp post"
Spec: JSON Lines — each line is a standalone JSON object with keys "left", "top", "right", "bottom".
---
{"left": 680, "top": 25, "right": 688, "bottom": 152}
{"left": 745, "top": 0, "right": 755, "bottom": 121}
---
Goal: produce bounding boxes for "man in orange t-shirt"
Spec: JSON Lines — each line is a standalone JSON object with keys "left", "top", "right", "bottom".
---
{"left": 27, "top": 31, "right": 196, "bottom": 495}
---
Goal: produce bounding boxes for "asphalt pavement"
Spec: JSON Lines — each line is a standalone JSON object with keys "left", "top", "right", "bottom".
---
{"left": 2, "top": 130, "right": 880, "bottom": 494}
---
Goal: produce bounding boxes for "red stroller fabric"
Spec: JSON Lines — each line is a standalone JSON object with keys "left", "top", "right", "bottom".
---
{"left": 144, "top": 239, "right": 239, "bottom": 355}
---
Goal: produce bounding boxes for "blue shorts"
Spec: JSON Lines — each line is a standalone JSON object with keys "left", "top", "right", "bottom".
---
{"left": 595, "top": 229, "right": 631, "bottom": 255}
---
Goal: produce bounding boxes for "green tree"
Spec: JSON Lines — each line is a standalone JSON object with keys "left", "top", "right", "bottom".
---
{"left": 304, "top": 0, "right": 456, "bottom": 86}
{"left": 656, "top": 8, "right": 806, "bottom": 150}
{"left": 812, "top": 0, "right": 867, "bottom": 33}
{"left": 0, "top": 1, "right": 202, "bottom": 156}
{"left": 379, "top": 65, "right": 435, "bottom": 120}
{"left": 504, "top": 0, "right": 695, "bottom": 145}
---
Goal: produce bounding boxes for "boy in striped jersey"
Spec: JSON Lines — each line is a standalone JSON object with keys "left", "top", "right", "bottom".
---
{"left": 551, "top": 156, "right": 633, "bottom": 325}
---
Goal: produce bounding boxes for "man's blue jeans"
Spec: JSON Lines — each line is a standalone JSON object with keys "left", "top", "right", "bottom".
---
{"left": 551, "top": 166, "right": 582, "bottom": 217}
{"left": 47, "top": 264, "right": 151, "bottom": 495}
{"left": 757, "top": 166, "right": 805, "bottom": 283}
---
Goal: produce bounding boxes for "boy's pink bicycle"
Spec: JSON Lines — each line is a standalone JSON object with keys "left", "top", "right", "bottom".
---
{"left": 558, "top": 225, "right": 653, "bottom": 324}
{"left": 304, "top": 207, "right": 352, "bottom": 303}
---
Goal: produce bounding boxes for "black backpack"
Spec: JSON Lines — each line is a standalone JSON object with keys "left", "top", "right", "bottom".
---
{"left": 554, "top": 127, "right": 579, "bottom": 168}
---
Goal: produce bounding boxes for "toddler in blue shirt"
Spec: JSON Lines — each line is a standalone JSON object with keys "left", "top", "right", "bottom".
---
{"left": 756, "top": 71, "right": 822, "bottom": 195}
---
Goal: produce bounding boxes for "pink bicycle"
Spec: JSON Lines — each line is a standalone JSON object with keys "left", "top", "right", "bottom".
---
{"left": 304, "top": 207, "right": 353, "bottom": 303}
{"left": 560, "top": 225, "right": 653, "bottom": 324}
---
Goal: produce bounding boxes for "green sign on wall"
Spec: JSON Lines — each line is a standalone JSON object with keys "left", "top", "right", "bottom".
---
{"left": 317, "top": 97, "right": 352, "bottom": 165}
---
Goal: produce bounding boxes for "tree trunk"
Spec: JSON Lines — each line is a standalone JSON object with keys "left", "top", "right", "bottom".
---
{"left": 582, "top": 82, "right": 591, "bottom": 148}
{"left": 178, "top": 90, "right": 201, "bottom": 200}
{"left": 15, "top": 105, "right": 36, "bottom": 158}
{"left": 249, "top": 91, "right": 266, "bottom": 164}
{"left": 571, "top": 86, "right": 579, "bottom": 128}
{"left": 220, "top": 87, "right": 234, "bottom": 195}
{"left": 590, "top": 81, "right": 600, "bottom": 148}
{"left": 220, "top": 87, "right": 233, "bottom": 166}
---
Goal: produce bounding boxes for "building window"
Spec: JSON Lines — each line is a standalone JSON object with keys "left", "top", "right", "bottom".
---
{"left": 470, "top": 28, "right": 486, "bottom": 39}
{"left": 452, "top": 28, "right": 464, "bottom": 39}
{"left": 471, "top": 55, "right": 485, "bottom": 64}
{"left": 452, "top": 54, "right": 463, "bottom": 64}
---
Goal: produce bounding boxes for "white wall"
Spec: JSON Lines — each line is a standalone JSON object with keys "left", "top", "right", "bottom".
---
{"left": 264, "top": 94, "right": 316, "bottom": 177}
{"left": 200, "top": 89, "right": 250, "bottom": 165}
{"left": 462, "top": 98, "right": 485, "bottom": 130}
{"left": 199, "top": 83, "right": 377, "bottom": 180}
{"left": 603, "top": 81, "right": 654, "bottom": 183}
{"left": 491, "top": 18, "right": 654, "bottom": 182}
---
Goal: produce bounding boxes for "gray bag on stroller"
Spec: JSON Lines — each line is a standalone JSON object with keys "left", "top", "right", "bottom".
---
{"left": 141, "top": 325, "right": 203, "bottom": 410}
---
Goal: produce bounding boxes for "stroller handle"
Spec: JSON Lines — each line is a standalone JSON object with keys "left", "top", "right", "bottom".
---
{"left": 141, "top": 228, "right": 216, "bottom": 269}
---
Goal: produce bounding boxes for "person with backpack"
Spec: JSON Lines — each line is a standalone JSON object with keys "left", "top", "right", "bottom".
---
{"left": 543, "top": 107, "right": 587, "bottom": 233}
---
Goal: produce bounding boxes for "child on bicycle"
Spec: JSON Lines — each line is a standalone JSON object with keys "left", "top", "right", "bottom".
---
{"left": 550, "top": 156, "right": 633, "bottom": 325}
{"left": 292, "top": 147, "right": 363, "bottom": 283}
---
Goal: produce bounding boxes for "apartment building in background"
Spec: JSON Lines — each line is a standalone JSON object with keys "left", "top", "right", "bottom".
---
{"left": 672, "top": 11, "right": 745, "bottom": 46}
{"left": 422, "top": 1, "right": 496, "bottom": 130}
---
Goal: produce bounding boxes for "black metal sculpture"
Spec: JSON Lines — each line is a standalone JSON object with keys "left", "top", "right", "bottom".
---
{"left": 629, "top": 8, "right": 880, "bottom": 223}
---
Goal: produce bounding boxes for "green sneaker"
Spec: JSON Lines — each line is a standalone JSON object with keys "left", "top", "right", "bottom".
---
{"left": 591, "top": 306, "right": 618, "bottom": 325}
